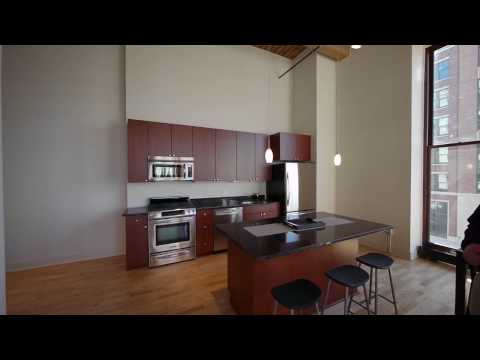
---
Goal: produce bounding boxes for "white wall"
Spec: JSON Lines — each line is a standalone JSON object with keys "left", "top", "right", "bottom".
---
{"left": 316, "top": 55, "right": 336, "bottom": 213}
{"left": 290, "top": 50, "right": 336, "bottom": 213}
{"left": 336, "top": 45, "right": 412, "bottom": 259}
{"left": 0, "top": 45, "right": 6, "bottom": 313}
{"left": 126, "top": 45, "right": 293, "bottom": 207}
{"left": 3, "top": 46, "right": 126, "bottom": 271}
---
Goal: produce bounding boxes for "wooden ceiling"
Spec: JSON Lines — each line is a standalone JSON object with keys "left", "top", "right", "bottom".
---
{"left": 254, "top": 45, "right": 351, "bottom": 61}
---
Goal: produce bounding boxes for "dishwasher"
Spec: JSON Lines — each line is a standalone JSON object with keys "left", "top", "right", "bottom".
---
{"left": 214, "top": 207, "right": 243, "bottom": 252}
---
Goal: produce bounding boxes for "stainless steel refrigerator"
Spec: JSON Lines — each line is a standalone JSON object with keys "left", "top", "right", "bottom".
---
{"left": 266, "top": 162, "right": 316, "bottom": 214}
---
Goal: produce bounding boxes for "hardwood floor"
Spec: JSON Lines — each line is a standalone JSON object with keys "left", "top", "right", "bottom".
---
{"left": 6, "top": 246, "right": 457, "bottom": 315}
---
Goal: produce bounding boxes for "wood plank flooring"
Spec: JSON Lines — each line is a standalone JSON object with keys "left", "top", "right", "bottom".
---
{"left": 6, "top": 246, "right": 457, "bottom": 315}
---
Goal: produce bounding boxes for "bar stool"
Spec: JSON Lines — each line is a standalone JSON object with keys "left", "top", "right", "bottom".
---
{"left": 324, "top": 265, "right": 371, "bottom": 315}
{"left": 356, "top": 253, "right": 398, "bottom": 315}
{"left": 271, "top": 278, "right": 323, "bottom": 315}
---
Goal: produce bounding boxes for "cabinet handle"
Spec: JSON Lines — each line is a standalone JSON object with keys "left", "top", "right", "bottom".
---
{"left": 203, "top": 225, "right": 207, "bottom": 229}
{"left": 144, "top": 225, "right": 147, "bottom": 229}
{"left": 135, "top": 219, "right": 139, "bottom": 223}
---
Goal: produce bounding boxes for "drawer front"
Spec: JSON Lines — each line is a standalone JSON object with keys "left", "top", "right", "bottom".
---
{"left": 243, "top": 203, "right": 280, "bottom": 216}
{"left": 197, "top": 209, "right": 214, "bottom": 226}
{"left": 196, "top": 223, "right": 214, "bottom": 256}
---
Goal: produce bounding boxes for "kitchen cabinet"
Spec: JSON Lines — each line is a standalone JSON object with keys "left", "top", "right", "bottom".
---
{"left": 270, "top": 132, "right": 311, "bottom": 162}
{"left": 128, "top": 119, "right": 149, "bottom": 183}
{"left": 243, "top": 202, "right": 280, "bottom": 223}
{"left": 196, "top": 209, "right": 214, "bottom": 256}
{"left": 193, "top": 127, "right": 216, "bottom": 181}
{"left": 236, "top": 132, "right": 256, "bottom": 182}
{"left": 171, "top": 124, "right": 193, "bottom": 157}
{"left": 148, "top": 122, "right": 172, "bottom": 156}
{"left": 125, "top": 214, "right": 149, "bottom": 270}
{"left": 215, "top": 129, "right": 237, "bottom": 182}
{"left": 255, "top": 134, "right": 272, "bottom": 182}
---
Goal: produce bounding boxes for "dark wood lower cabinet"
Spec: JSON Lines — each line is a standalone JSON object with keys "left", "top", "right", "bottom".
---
{"left": 196, "top": 209, "right": 215, "bottom": 256}
{"left": 125, "top": 215, "right": 149, "bottom": 270}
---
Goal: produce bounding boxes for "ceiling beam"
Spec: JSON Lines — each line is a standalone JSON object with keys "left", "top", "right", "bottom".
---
{"left": 254, "top": 45, "right": 351, "bottom": 62}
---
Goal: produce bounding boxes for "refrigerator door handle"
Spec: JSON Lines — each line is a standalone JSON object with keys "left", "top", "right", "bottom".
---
{"left": 286, "top": 171, "right": 290, "bottom": 208}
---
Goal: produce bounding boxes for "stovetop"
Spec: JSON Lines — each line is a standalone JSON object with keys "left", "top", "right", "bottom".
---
{"left": 148, "top": 197, "right": 196, "bottom": 212}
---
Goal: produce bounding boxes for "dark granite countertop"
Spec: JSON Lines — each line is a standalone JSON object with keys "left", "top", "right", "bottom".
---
{"left": 216, "top": 211, "right": 393, "bottom": 260}
{"left": 123, "top": 196, "right": 278, "bottom": 216}
{"left": 190, "top": 196, "right": 278, "bottom": 210}
{"left": 122, "top": 207, "right": 148, "bottom": 216}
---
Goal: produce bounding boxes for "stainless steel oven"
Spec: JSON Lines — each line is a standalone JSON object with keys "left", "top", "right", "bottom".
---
{"left": 148, "top": 208, "right": 196, "bottom": 267}
{"left": 148, "top": 156, "right": 194, "bottom": 182}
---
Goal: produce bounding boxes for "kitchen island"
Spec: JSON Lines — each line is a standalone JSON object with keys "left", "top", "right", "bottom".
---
{"left": 217, "top": 212, "right": 393, "bottom": 315}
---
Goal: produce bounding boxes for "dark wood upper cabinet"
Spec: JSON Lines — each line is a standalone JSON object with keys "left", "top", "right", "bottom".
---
{"left": 255, "top": 134, "right": 272, "bottom": 182}
{"left": 270, "top": 132, "right": 311, "bottom": 162}
{"left": 128, "top": 119, "right": 149, "bottom": 183}
{"left": 148, "top": 122, "right": 172, "bottom": 156}
{"left": 215, "top": 129, "right": 237, "bottom": 182}
{"left": 236, "top": 132, "right": 256, "bottom": 182}
{"left": 125, "top": 214, "right": 148, "bottom": 270}
{"left": 171, "top": 124, "right": 193, "bottom": 157}
{"left": 193, "top": 127, "right": 216, "bottom": 181}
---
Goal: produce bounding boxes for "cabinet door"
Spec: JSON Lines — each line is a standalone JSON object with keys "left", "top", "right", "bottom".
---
{"left": 215, "top": 129, "right": 237, "bottom": 182}
{"left": 148, "top": 122, "right": 172, "bottom": 156}
{"left": 236, "top": 132, "right": 255, "bottom": 182}
{"left": 193, "top": 127, "right": 216, "bottom": 181}
{"left": 255, "top": 134, "right": 272, "bottom": 182}
{"left": 125, "top": 215, "right": 148, "bottom": 270}
{"left": 196, "top": 223, "right": 214, "bottom": 256}
{"left": 171, "top": 124, "right": 193, "bottom": 157}
{"left": 295, "top": 134, "right": 311, "bottom": 161}
{"left": 128, "top": 119, "right": 149, "bottom": 183}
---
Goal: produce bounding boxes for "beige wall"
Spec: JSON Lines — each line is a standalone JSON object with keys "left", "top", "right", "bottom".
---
{"left": 291, "top": 50, "right": 336, "bottom": 213}
{"left": 316, "top": 55, "right": 336, "bottom": 213}
{"left": 3, "top": 46, "right": 126, "bottom": 270}
{"left": 336, "top": 45, "right": 412, "bottom": 259}
{"left": 0, "top": 45, "right": 6, "bottom": 313}
{"left": 126, "top": 45, "right": 294, "bottom": 207}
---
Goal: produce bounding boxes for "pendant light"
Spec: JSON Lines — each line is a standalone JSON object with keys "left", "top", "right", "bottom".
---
{"left": 351, "top": 45, "right": 362, "bottom": 49}
{"left": 265, "top": 68, "right": 274, "bottom": 164}
{"left": 334, "top": 72, "right": 342, "bottom": 167}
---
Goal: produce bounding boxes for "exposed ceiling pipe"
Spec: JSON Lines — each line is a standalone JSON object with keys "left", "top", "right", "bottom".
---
{"left": 277, "top": 46, "right": 320, "bottom": 79}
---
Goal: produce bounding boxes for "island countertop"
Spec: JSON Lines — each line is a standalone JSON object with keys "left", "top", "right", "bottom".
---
{"left": 216, "top": 211, "right": 393, "bottom": 260}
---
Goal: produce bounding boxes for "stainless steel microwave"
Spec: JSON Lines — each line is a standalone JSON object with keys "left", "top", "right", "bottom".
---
{"left": 148, "top": 156, "right": 194, "bottom": 181}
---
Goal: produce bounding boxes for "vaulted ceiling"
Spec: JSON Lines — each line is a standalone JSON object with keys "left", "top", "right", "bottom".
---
{"left": 254, "top": 45, "right": 351, "bottom": 61}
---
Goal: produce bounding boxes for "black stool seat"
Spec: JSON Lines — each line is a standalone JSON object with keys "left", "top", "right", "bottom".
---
{"left": 326, "top": 265, "right": 369, "bottom": 288}
{"left": 357, "top": 253, "right": 394, "bottom": 269}
{"left": 271, "top": 279, "right": 322, "bottom": 310}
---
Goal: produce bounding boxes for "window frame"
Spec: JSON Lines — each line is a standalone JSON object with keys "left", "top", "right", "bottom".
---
{"left": 423, "top": 45, "right": 480, "bottom": 259}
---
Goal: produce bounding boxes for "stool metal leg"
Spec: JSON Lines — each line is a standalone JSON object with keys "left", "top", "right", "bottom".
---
{"left": 315, "top": 301, "right": 321, "bottom": 315}
{"left": 323, "top": 279, "right": 332, "bottom": 314}
{"left": 374, "top": 268, "right": 378, "bottom": 315}
{"left": 368, "top": 267, "right": 373, "bottom": 310}
{"left": 347, "top": 288, "right": 354, "bottom": 315}
{"left": 388, "top": 268, "right": 399, "bottom": 315}
{"left": 273, "top": 300, "right": 278, "bottom": 315}
{"left": 344, "top": 287, "right": 349, "bottom": 315}
{"left": 362, "top": 284, "right": 370, "bottom": 315}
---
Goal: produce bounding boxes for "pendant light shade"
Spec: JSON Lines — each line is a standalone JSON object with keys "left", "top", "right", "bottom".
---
{"left": 334, "top": 153, "right": 342, "bottom": 167}
{"left": 351, "top": 45, "right": 362, "bottom": 49}
{"left": 265, "top": 147, "right": 273, "bottom": 164}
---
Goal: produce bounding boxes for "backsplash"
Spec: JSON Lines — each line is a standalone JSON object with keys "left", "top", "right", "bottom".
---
{"left": 127, "top": 181, "right": 266, "bottom": 207}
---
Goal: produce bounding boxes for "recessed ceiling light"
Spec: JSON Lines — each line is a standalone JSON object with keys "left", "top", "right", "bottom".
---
{"left": 351, "top": 45, "right": 362, "bottom": 49}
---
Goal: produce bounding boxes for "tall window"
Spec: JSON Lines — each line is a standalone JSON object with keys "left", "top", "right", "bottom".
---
{"left": 435, "top": 59, "right": 449, "bottom": 81}
{"left": 434, "top": 87, "right": 449, "bottom": 109}
{"left": 424, "top": 45, "right": 480, "bottom": 254}
{"left": 432, "top": 147, "right": 449, "bottom": 164}
{"left": 433, "top": 115, "right": 449, "bottom": 137}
